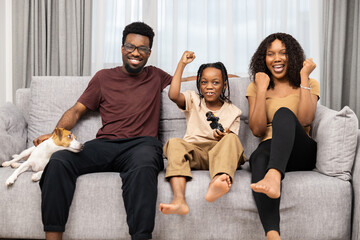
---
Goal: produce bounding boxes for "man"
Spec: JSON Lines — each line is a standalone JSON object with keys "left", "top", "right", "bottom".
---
{"left": 35, "top": 22, "right": 172, "bottom": 240}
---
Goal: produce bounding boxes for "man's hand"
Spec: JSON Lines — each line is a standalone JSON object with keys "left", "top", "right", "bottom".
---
{"left": 213, "top": 128, "right": 230, "bottom": 141}
{"left": 33, "top": 133, "right": 52, "bottom": 146}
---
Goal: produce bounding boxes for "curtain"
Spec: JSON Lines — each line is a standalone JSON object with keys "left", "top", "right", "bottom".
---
{"left": 321, "top": 0, "right": 360, "bottom": 117}
{"left": 12, "top": 0, "right": 92, "bottom": 95}
{"left": 92, "top": 0, "right": 321, "bottom": 79}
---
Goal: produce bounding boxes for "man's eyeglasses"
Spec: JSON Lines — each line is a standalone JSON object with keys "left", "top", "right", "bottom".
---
{"left": 123, "top": 43, "right": 150, "bottom": 55}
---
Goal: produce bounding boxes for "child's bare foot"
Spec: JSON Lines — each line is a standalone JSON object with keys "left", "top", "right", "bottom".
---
{"left": 205, "top": 174, "right": 231, "bottom": 202}
{"left": 250, "top": 169, "right": 281, "bottom": 199}
{"left": 266, "top": 230, "right": 281, "bottom": 240}
{"left": 159, "top": 199, "right": 189, "bottom": 215}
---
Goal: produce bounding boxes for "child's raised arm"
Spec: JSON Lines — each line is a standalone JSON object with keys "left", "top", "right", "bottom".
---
{"left": 169, "top": 51, "right": 195, "bottom": 109}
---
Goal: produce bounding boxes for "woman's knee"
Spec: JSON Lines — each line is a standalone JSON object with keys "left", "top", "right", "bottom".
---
{"left": 273, "top": 107, "right": 297, "bottom": 126}
{"left": 274, "top": 107, "right": 295, "bottom": 119}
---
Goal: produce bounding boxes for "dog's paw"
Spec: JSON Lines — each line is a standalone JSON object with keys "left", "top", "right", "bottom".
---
{"left": 5, "top": 177, "right": 15, "bottom": 186}
{"left": 2, "top": 161, "right": 11, "bottom": 167}
{"left": 11, "top": 154, "right": 20, "bottom": 159}
{"left": 31, "top": 172, "right": 42, "bottom": 182}
{"left": 10, "top": 162, "right": 21, "bottom": 168}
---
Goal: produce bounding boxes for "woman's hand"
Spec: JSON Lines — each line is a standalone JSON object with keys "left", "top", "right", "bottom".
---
{"left": 181, "top": 51, "right": 195, "bottom": 65}
{"left": 213, "top": 128, "right": 230, "bottom": 141}
{"left": 255, "top": 72, "right": 270, "bottom": 92}
{"left": 300, "top": 58, "right": 316, "bottom": 78}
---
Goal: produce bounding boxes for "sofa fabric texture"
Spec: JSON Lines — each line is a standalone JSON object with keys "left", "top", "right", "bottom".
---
{"left": 312, "top": 105, "right": 359, "bottom": 180}
{"left": 0, "top": 102, "right": 27, "bottom": 164}
{"left": 0, "top": 75, "right": 359, "bottom": 240}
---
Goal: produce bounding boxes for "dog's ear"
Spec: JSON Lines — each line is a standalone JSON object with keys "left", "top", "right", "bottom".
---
{"left": 54, "top": 128, "right": 63, "bottom": 140}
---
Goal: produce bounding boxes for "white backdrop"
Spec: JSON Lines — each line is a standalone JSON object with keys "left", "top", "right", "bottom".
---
{"left": 91, "top": 0, "right": 322, "bottom": 81}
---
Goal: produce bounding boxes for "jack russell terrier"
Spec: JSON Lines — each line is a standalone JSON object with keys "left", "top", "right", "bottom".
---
{"left": 2, "top": 127, "right": 83, "bottom": 186}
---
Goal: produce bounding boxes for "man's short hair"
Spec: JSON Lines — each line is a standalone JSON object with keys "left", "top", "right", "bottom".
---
{"left": 122, "top": 22, "right": 155, "bottom": 49}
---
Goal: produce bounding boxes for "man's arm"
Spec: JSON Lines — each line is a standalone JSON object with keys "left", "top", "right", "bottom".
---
{"left": 33, "top": 102, "right": 88, "bottom": 146}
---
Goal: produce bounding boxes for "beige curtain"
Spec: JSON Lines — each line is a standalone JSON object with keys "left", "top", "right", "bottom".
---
{"left": 12, "top": 0, "right": 92, "bottom": 95}
{"left": 321, "top": 0, "right": 360, "bottom": 118}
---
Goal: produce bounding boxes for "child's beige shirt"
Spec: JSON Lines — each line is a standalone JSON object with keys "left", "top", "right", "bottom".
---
{"left": 182, "top": 90, "right": 242, "bottom": 143}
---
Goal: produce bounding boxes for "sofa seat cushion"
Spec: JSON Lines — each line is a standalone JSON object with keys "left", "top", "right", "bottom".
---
{"left": 0, "top": 167, "right": 351, "bottom": 240}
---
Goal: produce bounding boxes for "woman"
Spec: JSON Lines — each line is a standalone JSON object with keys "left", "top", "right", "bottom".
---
{"left": 246, "top": 33, "right": 320, "bottom": 240}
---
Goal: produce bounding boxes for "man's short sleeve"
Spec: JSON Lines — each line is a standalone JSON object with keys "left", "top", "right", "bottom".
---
{"left": 77, "top": 74, "right": 101, "bottom": 111}
{"left": 158, "top": 68, "right": 173, "bottom": 90}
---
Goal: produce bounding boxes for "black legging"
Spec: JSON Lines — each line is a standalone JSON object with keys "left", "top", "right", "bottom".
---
{"left": 249, "top": 107, "right": 317, "bottom": 234}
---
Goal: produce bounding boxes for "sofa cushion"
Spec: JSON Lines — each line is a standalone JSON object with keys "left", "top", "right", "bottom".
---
{"left": 0, "top": 103, "right": 27, "bottom": 164}
{"left": 0, "top": 167, "right": 352, "bottom": 240}
{"left": 312, "top": 105, "right": 359, "bottom": 181}
{"left": 27, "top": 76, "right": 101, "bottom": 148}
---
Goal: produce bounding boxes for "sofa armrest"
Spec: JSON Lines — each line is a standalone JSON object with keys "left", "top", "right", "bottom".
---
{"left": 0, "top": 102, "right": 27, "bottom": 164}
{"left": 352, "top": 130, "right": 360, "bottom": 240}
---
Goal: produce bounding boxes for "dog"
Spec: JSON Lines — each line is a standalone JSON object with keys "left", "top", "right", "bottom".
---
{"left": 2, "top": 127, "right": 83, "bottom": 186}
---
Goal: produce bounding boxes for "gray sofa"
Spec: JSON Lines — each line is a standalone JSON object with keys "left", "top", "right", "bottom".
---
{"left": 0, "top": 75, "right": 359, "bottom": 240}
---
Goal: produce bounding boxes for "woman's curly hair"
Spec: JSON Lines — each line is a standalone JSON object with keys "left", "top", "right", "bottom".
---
{"left": 249, "top": 33, "right": 305, "bottom": 89}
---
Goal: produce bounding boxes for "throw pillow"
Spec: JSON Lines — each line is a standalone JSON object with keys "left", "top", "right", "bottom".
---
{"left": 311, "top": 104, "right": 359, "bottom": 181}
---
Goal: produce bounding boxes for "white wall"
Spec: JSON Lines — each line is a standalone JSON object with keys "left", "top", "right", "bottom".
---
{"left": 0, "top": 0, "right": 12, "bottom": 106}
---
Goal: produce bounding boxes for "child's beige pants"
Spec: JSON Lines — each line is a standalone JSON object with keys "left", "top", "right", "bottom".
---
{"left": 163, "top": 133, "right": 246, "bottom": 181}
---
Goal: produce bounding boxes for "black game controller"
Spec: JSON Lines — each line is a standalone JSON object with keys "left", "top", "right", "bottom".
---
{"left": 206, "top": 111, "right": 224, "bottom": 132}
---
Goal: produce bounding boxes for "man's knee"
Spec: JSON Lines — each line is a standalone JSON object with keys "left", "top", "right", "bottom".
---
{"left": 130, "top": 142, "right": 164, "bottom": 171}
{"left": 41, "top": 150, "right": 78, "bottom": 184}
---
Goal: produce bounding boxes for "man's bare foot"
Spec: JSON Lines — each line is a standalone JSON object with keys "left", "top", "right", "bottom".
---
{"left": 250, "top": 169, "right": 281, "bottom": 199}
{"left": 266, "top": 230, "right": 281, "bottom": 240}
{"left": 159, "top": 199, "right": 189, "bottom": 215}
{"left": 205, "top": 174, "right": 231, "bottom": 202}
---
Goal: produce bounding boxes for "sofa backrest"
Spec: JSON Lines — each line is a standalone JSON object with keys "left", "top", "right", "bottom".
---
{"left": 19, "top": 76, "right": 259, "bottom": 156}
{"left": 25, "top": 76, "right": 101, "bottom": 148}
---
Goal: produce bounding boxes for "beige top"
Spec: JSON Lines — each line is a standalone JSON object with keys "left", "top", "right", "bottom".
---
{"left": 182, "top": 90, "right": 242, "bottom": 143}
{"left": 246, "top": 78, "right": 320, "bottom": 142}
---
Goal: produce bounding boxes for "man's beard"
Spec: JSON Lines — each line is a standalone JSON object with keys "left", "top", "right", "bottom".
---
{"left": 124, "top": 62, "right": 143, "bottom": 74}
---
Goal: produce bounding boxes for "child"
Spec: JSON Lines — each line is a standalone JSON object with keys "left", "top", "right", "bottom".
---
{"left": 159, "top": 51, "right": 246, "bottom": 215}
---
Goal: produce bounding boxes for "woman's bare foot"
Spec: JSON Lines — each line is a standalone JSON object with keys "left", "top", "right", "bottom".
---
{"left": 205, "top": 174, "right": 232, "bottom": 202}
{"left": 159, "top": 199, "right": 189, "bottom": 215}
{"left": 250, "top": 169, "right": 281, "bottom": 199}
{"left": 266, "top": 230, "right": 281, "bottom": 240}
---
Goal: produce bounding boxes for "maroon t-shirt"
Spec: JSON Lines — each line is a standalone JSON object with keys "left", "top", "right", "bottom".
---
{"left": 78, "top": 66, "right": 172, "bottom": 139}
